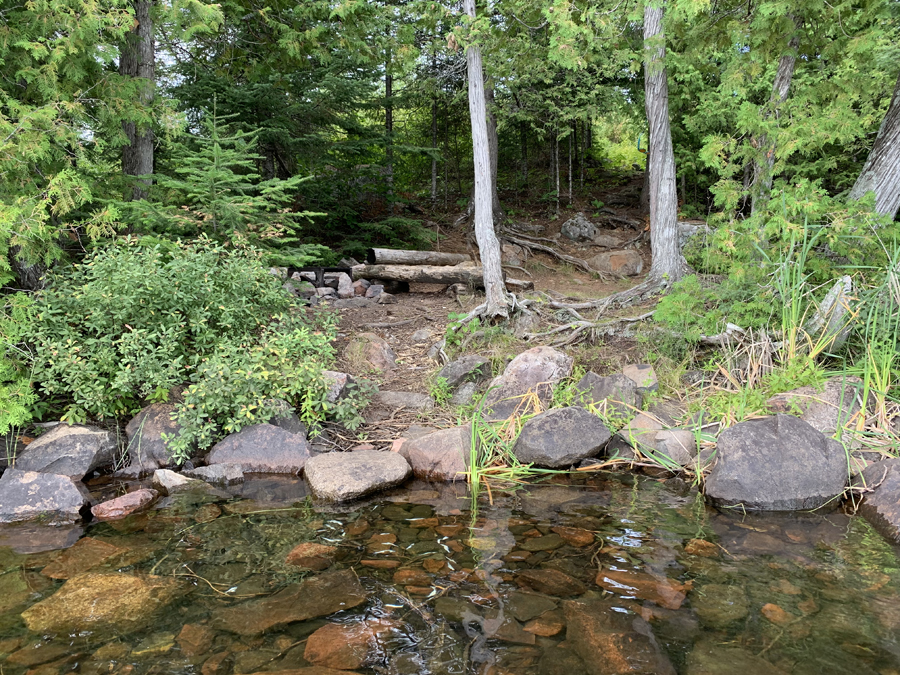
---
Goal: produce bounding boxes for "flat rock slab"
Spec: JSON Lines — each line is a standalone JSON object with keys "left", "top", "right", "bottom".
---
{"left": 211, "top": 569, "right": 366, "bottom": 636}
{"left": 367, "top": 391, "right": 434, "bottom": 423}
{"left": 401, "top": 424, "right": 472, "bottom": 481}
{"left": 91, "top": 489, "right": 159, "bottom": 521}
{"left": 22, "top": 572, "right": 182, "bottom": 635}
{"left": 858, "top": 459, "right": 900, "bottom": 542}
{"left": 0, "top": 469, "right": 92, "bottom": 524}
{"left": 705, "top": 414, "right": 848, "bottom": 511}
{"left": 183, "top": 463, "right": 245, "bottom": 486}
{"left": 766, "top": 376, "right": 862, "bottom": 435}
{"left": 513, "top": 407, "right": 611, "bottom": 468}
{"left": 482, "top": 347, "right": 573, "bottom": 421}
{"left": 588, "top": 250, "right": 644, "bottom": 276}
{"left": 305, "top": 450, "right": 411, "bottom": 501}
{"left": 208, "top": 424, "right": 311, "bottom": 474}
{"left": 15, "top": 424, "right": 117, "bottom": 479}
{"left": 121, "top": 403, "right": 183, "bottom": 477}
{"left": 439, "top": 355, "right": 491, "bottom": 388}
{"left": 564, "top": 599, "right": 676, "bottom": 675}
{"left": 40, "top": 537, "right": 127, "bottom": 579}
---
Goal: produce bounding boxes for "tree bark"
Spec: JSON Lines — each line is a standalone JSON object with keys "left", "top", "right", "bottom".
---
{"left": 554, "top": 129, "right": 560, "bottom": 217}
{"left": 751, "top": 27, "right": 800, "bottom": 214}
{"left": 353, "top": 264, "right": 491, "bottom": 286}
{"left": 462, "top": 0, "right": 508, "bottom": 318}
{"left": 431, "top": 94, "right": 438, "bottom": 206}
{"left": 367, "top": 249, "right": 471, "bottom": 265}
{"left": 644, "top": 2, "right": 686, "bottom": 284}
{"left": 485, "top": 84, "right": 502, "bottom": 218}
{"left": 385, "top": 48, "right": 395, "bottom": 214}
{"left": 568, "top": 125, "right": 573, "bottom": 205}
{"left": 120, "top": 0, "right": 154, "bottom": 201}
{"left": 849, "top": 70, "right": 900, "bottom": 219}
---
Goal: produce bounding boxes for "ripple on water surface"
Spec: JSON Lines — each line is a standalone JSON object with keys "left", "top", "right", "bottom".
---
{"left": 1, "top": 473, "right": 899, "bottom": 675}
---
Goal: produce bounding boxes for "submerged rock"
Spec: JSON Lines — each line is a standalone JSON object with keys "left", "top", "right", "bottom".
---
{"left": 705, "top": 414, "right": 847, "bottom": 511}
{"left": 183, "top": 463, "right": 244, "bottom": 486}
{"left": 564, "top": 599, "right": 676, "bottom": 675}
{"left": 211, "top": 569, "right": 366, "bottom": 636}
{"left": 513, "top": 407, "right": 611, "bottom": 468}
{"left": 39, "top": 537, "right": 126, "bottom": 579}
{"left": 401, "top": 424, "right": 473, "bottom": 481}
{"left": 685, "top": 641, "right": 787, "bottom": 675}
{"left": 91, "top": 488, "right": 159, "bottom": 521}
{"left": 14, "top": 424, "right": 116, "bottom": 479}
{"left": 22, "top": 572, "right": 182, "bottom": 634}
{"left": 304, "top": 618, "right": 399, "bottom": 669}
{"left": 482, "top": 347, "right": 573, "bottom": 421}
{"left": 207, "top": 424, "right": 311, "bottom": 474}
{"left": 0, "top": 469, "right": 92, "bottom": 524}
{"left": 691, "top": 584, "right": 749, "bottom": 630}
{"left": 304, "top": 450, "right": 411, "bottom": 501}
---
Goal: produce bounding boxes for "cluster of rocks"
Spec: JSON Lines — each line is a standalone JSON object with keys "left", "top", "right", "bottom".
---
{"left": 3, "top": 333, "right": 898, "bottom": 548}
{"left": 276, "top": 267, "right": 404, "bottom": 308}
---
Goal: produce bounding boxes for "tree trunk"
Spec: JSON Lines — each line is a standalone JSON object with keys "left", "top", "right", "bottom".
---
{"left": 554, "top": 129, "right": 560, "bottom": 217}
{"left": 849, "top": 70, "right": 900, "bottom": 219}
{"left": 385, "top": 49, "right": 395, "bottom": 214}
{"left": 462, "top": 0, "right": 508, "bottom": 318}
{"left": 485, "top": 84, "right": 502, "bottom": 219}
{"left": 120, "top": 0, "right": 154, "bottom": 201}
{"left": 644, "top": 2, "right": 686, "bottom": 284}
{"left": 751, "top": 26, "right": 800, "bottom": 214}
{"left": 431, "top": 94, "right": 438, "bottom": 206}
{"left": 579, "top": 119, "right": 585, "bottom": 191}
{"left": 568, "top": 125, "right": 573, "bottom": 205}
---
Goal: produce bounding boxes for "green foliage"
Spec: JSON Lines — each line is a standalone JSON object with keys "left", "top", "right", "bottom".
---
{"left": 27, "top": 239, "right": 360, "bottom": 459}
{"left": 445, "top": 313, "right": 481, "bottom": 350}
{"left": 429, "top": 376, "right": 453, "bottom": 407}
{"left": 336, "top": 217, "right": 437, "bottom": 262}
{"left": 0, "top": 294, "right": 38, "bottom": 436}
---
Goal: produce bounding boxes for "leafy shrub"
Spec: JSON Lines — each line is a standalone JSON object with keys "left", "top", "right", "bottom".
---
{"left": 29, "top": 238, "right": 362, "bottom": 459}
{"left": 0, "top": 293, "right": 37, "bottom": 435}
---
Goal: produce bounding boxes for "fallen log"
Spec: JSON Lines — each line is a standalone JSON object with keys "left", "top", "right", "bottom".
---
{"left": 366, "top": 248, "right": 471, "bottom": 266}
{"left": 352, "top": 263, "right": 489, "bottom": 286}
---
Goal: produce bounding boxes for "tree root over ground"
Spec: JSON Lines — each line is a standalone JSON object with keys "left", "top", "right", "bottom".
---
{"left": 499, "top": 232, "right": 609, "bottom": 279}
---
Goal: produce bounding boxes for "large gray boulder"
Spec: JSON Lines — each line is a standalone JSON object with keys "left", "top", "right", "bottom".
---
{"left": 482, "top": 347, "right": 573, "bottom": 421}
{"left": 513, "top": 407, "right": 611, "bottom": 468}
{"left": 705, "top": 414, "right": 848, "bottom": 511}
{"left": 0, "top": 469, "right": 93, "bottom": 524}
{"left": 304, "top": 450, "right": 411, "bottom": 501}
{"left": 561, "top": 213, "right": 597, "bottom": 242}
{"left": 401, "top": 424, "right": 473, "bottom": 481}
{"left": 15, "top": 424, "right": 116, "bottom": 479}
{"left": 207, "top": 424, "right": 311, "bottom": 474}
{"left": 857, "top": 459, "right": 900, "bottom": 543}
{"left": 573, "top": 372, "right": 642, "bottom": 418}
{"left": 120, "top": 403, "right": 183, "bottom": 477}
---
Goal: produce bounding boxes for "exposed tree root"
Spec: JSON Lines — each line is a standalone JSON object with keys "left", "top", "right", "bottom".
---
{"left": 500, "top": 233, "right": 608, "bottom": 279}
{"left": 525, "top": 310, "right": 655, "bottom": 346}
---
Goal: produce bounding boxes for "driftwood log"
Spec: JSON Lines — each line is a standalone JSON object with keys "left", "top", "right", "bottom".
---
{"left": 352, "top": 263, "right": 490, "bottom": 286}
{"left": 366, "top": 248, "right": 471, "bottom": 266}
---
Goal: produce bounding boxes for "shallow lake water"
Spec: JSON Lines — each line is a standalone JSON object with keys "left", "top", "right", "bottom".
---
{"left": 1, "top": 472, "right": 900, "bottom": 675}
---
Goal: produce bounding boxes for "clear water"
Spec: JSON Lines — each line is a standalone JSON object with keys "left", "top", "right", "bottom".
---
{"left": 1, "top": 471, "right": 900, "bottom": 675}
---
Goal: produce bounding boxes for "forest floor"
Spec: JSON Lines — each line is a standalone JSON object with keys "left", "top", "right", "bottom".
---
{"left": 330, "top": 170, "right": 663, "bottom": 441}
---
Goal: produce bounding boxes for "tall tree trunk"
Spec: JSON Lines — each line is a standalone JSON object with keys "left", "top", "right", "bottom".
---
{"left": 568, "top": 125, "right": 573, "bottom": 205}
{"left": 644, "top": 2, "right": 685, "bottom": 284}
{"left": 485, "top": 84, "right": 502, "bottom": 219}
{"left": 521, "top": 122, "right": 528, "bottom": 190}
{"left": 463, "top": 0, "right": 507, "bottom": 318}
{"left": 579, "top": 120, "right": 585, "bottom": 191}
{"left": 431, "top": 95, "right": 438, "bottom": 206}
{"left": 849, "top": 71, "right": 900, "bottom": 219}
{"left": 554, "top": 129, "right": 560, "bottom": 217}
{"left": 751, "top": 25, "right": 800, "bottom": 214}
{"left": 120, "top": 0, "right": 154, "bottom": 201}
{"left": 385, "top": 49, "right": 395, "bottom": 214}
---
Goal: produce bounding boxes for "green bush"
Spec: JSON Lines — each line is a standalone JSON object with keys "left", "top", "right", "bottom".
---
{"left": 28, "top": 238, "right": 362, "bottom": 460}
{"left": 0, "top": 292, "right": 37, "bottom": 436}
